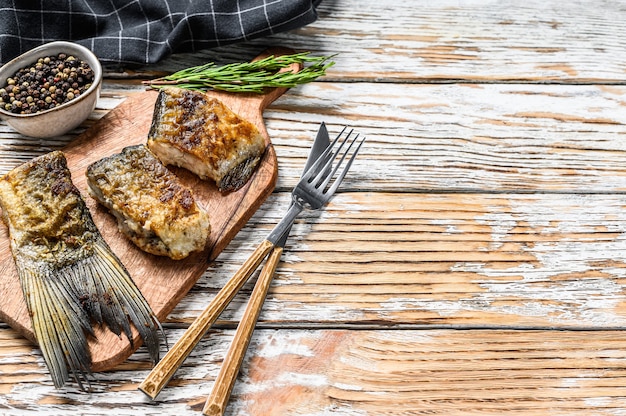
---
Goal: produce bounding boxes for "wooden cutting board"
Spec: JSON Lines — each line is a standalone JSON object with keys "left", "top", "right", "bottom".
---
{"left": 0, "top": 49, "right": 297, "bottom": 372}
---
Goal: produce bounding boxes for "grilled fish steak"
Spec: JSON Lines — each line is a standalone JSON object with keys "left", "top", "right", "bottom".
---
{"left": 147, "top": 87, "right": 266, "bottom": 192}
{"left": 0, "top": 151, "right": 162, "bottom": 389}
{"left": 86, "top": 145, "right": 211, "bottom": 260}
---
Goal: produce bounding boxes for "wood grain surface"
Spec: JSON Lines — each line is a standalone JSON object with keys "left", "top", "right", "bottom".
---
{"left": 2, "top": 0, "right": 626, "bottom": 415}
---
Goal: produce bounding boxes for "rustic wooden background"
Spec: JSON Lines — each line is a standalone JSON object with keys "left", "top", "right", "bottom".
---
{"left": 3, "top": 0, "right": 626, "bottom": 414}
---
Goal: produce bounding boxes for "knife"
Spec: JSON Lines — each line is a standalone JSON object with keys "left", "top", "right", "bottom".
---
{"left": 139, "top": 123, "right": 331, "bottom": 400}
{"left": 202, "top": 123, "right": 330, "bottom": 414}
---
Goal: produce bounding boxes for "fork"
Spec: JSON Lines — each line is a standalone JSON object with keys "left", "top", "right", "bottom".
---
{"left": 138, "top": 126, "right": 365, "bottom": 401}
{"left": 261, "top": 126, "right": 364, "bottom": 249}
{"left": 202, "top": 127, "right": 365, "bottom": 416}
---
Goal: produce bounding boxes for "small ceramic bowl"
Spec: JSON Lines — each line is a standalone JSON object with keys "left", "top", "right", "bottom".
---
{"left": 0, "top": 41, "right": 102, "bottom": 138}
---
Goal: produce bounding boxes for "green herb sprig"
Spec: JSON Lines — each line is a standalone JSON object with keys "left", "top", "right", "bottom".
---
{"left": 144, "top": 52, "right": 335, "bottom": 94}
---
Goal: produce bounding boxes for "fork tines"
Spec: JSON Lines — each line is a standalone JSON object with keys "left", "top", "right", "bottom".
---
{"left": 307, "top": 126, "right": 366, "bottom": 194}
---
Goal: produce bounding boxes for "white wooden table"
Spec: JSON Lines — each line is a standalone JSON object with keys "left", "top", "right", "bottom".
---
{"left": 3, "top": 1, "right": 626, "bottom": 414}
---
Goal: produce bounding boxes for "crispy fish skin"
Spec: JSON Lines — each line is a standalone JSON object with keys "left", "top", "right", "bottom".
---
{"left": 0, "top": 151, "right": 162, "bottom": 389}
{"left": 147, "top": 87, "right": 266, "bottom": 192}
{"left": 86, "top": 145, "right": 211, "bottom": 260}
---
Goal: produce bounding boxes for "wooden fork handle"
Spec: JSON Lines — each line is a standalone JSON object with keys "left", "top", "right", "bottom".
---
{"left": 202, "top": 246, "right": 283, "bottom": 416}
{"left": 138, "top": 239, "right": 275, "bottom": 400}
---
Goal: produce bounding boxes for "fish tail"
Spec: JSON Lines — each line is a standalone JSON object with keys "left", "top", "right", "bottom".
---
{"left": 16, "top": 237, "right": 163, "bottom": 389}
{"left": 89, "top": 240, "right": 164, "bottom": 365}
{"left": 20, "top": 265, "right": 92, "bottom": 389}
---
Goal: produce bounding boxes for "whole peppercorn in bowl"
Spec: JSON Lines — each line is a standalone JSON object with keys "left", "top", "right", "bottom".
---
{"left": 0, "top": 41, "right": 102, "bottom": 138}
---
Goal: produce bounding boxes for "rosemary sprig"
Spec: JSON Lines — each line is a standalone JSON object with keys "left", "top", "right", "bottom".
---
{"left": 144, "top": 52, "right": 335, "bottom": 94}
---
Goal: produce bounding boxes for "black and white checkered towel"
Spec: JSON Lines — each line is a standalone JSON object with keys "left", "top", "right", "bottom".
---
{"left": 0, "top": 0, "right": 322, "bottom": 67}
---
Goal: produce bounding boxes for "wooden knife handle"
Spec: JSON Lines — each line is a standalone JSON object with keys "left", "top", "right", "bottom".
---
{"left": 138, "top": 239, "right": 274, "bottom": 400}
{"left": 202, "top": 246, "right": 283, "bottom": 416}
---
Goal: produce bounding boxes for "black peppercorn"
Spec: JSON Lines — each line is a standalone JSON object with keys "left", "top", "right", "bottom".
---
{"left": 0, "top": 52, "right": 95, "bottom": 114}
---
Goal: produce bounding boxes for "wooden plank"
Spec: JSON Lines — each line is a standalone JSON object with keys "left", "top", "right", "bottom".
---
{"left": 3, "top": 325, "right": 626, "bottom": 415}
{"left": 166, "top": 192, "right": 626, "bottom": 329}
{"left": 267, "top": 82, "right": 626, "bottom": 193}
{"left": 128, "top": 0, "right": 626, "bottom": 84}
{"left": 2, "top": 82, "right": 626, "bottom": 194}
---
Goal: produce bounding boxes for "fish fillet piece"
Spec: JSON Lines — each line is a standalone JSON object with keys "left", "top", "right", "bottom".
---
{"left": 0, "top": 151, "right": 162, "bottom": 389}
{"left": 86, "top": 145, "right": 211, "bottom": 260}
{"left": 147, "top": 87, "right": 266, "bottom": 192}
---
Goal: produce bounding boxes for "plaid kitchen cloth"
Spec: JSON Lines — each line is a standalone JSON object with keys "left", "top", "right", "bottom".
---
{"left": 0, "top": 0, "right": 322, "bottom": 67}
